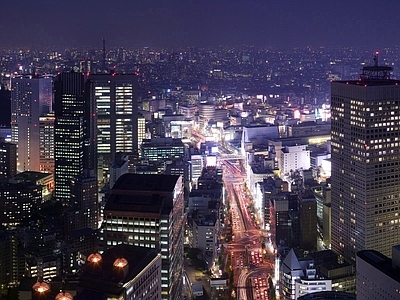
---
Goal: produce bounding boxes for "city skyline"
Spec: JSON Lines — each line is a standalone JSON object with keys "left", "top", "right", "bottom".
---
{"left": 2, "top": 0, "right": 400, "bottom": 49}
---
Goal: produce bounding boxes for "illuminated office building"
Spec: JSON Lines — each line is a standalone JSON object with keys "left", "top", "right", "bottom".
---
{"left": 138, "top": 116, "right": 146, "bottom": 146}
{"left": 0, "top": 141, "right": 17, "bottom": 179}
{"left": 87, "top": 73, "right": 138, "bottom": 159}
{"left": 331, "top": 55, "right": 400, "bottom": 262}
{"left": 39, "top": 113, "right": 55, "bottom": 174}
{"left": 141, "top": 137, "right": 185, "bottom": 162}
{"left": 11, "top": 75, "right": 52, "bottom": 172}
{"left": 0, "top": 181, "right": 42, "bottom": 227}
{"left": 54, "top": 72, "right": 95, "bottom": 203}
{"left": 102, "top": 174, "right": 184, "bottom": 300}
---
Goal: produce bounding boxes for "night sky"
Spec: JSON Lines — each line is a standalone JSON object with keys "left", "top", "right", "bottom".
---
{"left": 2, "top": 0, "right": 400, "bottom": 49}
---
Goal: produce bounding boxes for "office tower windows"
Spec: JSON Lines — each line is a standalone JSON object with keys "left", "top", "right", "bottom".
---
{"left": 54, "top": 72, "right": 87, "bottom": 203}
{"left": 331, "top": 57, "right": 400, "bottom": 262}
{"left": 39, "top": 114, "right": 55, "bottom": 173}
{"left": 0, "top": 141, "right": 17, "bottom": 179}
{"left": 88, "top": 73, "right": 138, "bottom": 157}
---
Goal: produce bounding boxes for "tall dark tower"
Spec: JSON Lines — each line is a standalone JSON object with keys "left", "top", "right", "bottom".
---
{"left": 102, "top": 38, "right": 106, "bottom": 73}
{"left": 331, "top": 53, "right": 400, "bottom": 263}
{"left": 54, "top": 72, "right": 95, "bottom": 203}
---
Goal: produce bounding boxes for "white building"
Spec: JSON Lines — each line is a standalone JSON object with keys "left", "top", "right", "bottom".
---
{"left": 280, "top": 249, "right": 333, "bottom": 300}
{"left": 190, "top": 154, "right": 204, "bottom": 189}
{"left": 295, "top": 278, "right": 332, "bottom": 299}
{"left": 192, "top": 215, "right": 219, "bottom": 257}
{"left": 280, "top": 145, "right": 310, "bottom": 177}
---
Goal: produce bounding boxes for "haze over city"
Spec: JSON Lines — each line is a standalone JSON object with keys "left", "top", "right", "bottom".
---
{"left": 2, "top": 1, "right": 400, "bottom": 300}
{"left": 2, "top": 0, "right": 400, "bottom": 49}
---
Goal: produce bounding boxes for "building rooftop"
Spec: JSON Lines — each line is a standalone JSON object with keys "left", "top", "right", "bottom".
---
{"left": 112, "top": 173, "right": 180, "bottom": 193}
{"left": 105, "top": 194, "right": 169, "bottom": 215}
{"left": 357, "top": 250, "right": 400, "bottom": 283}
{"left": 298, "top": 291, "right": 356, "bottom": 299}
{"left": 79, "top": 244, "right": 159, "bottom": 297}
{"left": 334, "top": 79, "right": 400, "bottom": 87}
{"left": 10, "top": 171, "right": 52, "bottom": 183}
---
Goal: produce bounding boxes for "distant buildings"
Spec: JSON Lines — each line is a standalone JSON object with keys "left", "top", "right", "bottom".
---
{"left": 331, "top": 60, "right": 400, "bottom": 262}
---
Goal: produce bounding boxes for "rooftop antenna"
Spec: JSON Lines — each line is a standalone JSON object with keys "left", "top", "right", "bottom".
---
{"left": 102, "top": 38, "right": 106, "bottom": 73}
{"left": 373, "top": 51, "right": 379, "bottom": 67}
{"left": 360, "top": 51, "right": 392, "bottom": 81}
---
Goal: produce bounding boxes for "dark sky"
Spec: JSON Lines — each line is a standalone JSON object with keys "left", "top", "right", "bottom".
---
{"left": 1, "top": 0, "right": 400, "bottom": 49}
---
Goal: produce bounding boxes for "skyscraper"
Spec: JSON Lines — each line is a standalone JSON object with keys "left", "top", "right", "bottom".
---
{"left": 331, "top": 55, "right": 400, "bottom": 262}
{"left": 11, "top": 75, "right": 52, "bottom": 172}
{"left": 88, "top": 73, "right": 138, "bottom": 155}
{"left": 87, "top": 73, "right": 138, "bottom": 180}
{"left": 39, "top": 113, "right": 55, "bottom": 173}
{"left": 54, "top": 72, "right": 95, "bottom": 203}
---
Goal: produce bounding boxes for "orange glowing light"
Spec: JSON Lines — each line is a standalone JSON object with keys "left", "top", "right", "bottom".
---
{"left": 55, "top": 292, "right": 73, "bottom": 300}
{"left": 32, "top": 282, "right": 50, "bottom": 293}
{"left": 113, "top": 258, "right": 128, "bottom": 268}
{"left": 88, "top": 253, "right": 102, "bottom": 263}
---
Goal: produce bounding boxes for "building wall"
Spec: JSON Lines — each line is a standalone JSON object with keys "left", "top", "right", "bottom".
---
{"left": 295, "top": 279, "right": 332, "bottom": 299}
{"left": 356, "top": 251, "right": 400, "bottom": 300}
{"left": 280, "top": 145, "right": 310, "bottom": 177}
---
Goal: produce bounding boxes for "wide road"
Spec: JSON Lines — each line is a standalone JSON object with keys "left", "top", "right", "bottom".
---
{"left": 222, "top": 159, "right": 275, "bottom": 300}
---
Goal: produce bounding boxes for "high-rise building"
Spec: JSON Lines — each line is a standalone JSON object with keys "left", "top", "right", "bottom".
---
{"left": 0, "top": 84, "right": 11, "bottom": 127}
{"left": 0, "top": 140, "right": 17, "bottom": 179}
{"left": 102, "top": 173, "right": 184, "bottom": 300}
{"left": 54, "top": 72, "right": 95, "bottom": 203}
{"left": 11, "top": 75, "right": 52, "bottom": 172}
{"left": 39, "top": 113, "right": 55, "bottom": 174}
{"left": 299, "top": 192, "right": 317, "bottom": 252}
{"left": 87, "top": 73, "right": 138, "bottom": 165}
{"left": 331, "top": 55, "right": 400, "bottom": 262}
{"left": 356, "top": 246, "right": 400, "bottom": 299}
{"left": 64, "top": 170, "right": 98, "bottom": 233}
